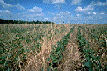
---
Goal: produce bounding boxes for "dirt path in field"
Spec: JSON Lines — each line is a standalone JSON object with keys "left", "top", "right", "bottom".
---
{"left": 58, "top": 26, "right": 82, "bottom": 71}
{"left": 24, "top": 25, "right": 71, "bottom": 71}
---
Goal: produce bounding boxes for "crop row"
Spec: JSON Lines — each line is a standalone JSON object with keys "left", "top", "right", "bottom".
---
{"left": 77, "top": 26, "right": 105, "bottom": 71}
{"left": 47, "top": 27, "right": 74, "bottom": 71}
{"left": 79, "top": 26, "right": 106, "bottom": 47}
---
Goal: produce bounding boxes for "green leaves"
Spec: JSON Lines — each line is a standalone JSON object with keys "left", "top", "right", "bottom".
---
{"left": 77, "top": 26, "right": 104, "bottom": 71}
{"left": 48, "top": 27, "right": 74, "bottom": 70}
{"left": 84, "top": 61, "right": 92, "bottom": 68}
{"left": 26, "top": 38, "right": 31, "bottom": 43}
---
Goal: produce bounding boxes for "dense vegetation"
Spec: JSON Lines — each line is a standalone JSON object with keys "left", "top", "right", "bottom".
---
{"left": 0, "top": 19, "right": 55, "bottom": 24}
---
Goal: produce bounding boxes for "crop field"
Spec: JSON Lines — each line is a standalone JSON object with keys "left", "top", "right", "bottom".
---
{"left": 0, "top": 24, "right": 107, "bottom": 71}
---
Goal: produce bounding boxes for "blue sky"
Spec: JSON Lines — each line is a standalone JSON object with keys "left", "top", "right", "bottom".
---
{"left": 0, "top": 0, "right": 107, "bottom": 24}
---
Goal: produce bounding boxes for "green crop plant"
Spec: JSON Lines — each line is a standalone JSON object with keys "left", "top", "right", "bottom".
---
{"left": 80, "top": 26, "right": 106, "bottom": 47}
{"left": 77, "top": 26, "right": 104, "bottom": 71}
{"left": 79, "top": 26, "right": 106, "bottom": 56}
{"left": 47, "top": 26, "right": 74, "bottom": 71}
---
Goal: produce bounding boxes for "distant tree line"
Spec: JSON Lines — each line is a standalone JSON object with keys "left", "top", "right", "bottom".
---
{"left": 0, "top": 19, "right": 55, "bottom": 24}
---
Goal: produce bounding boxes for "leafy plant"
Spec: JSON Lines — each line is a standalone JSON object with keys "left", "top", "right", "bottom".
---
{"left": 47, "top": 27, "right": 74, "bottom": 70}
{"left": 77, "top": 26, "right": 104, "bottom": 71}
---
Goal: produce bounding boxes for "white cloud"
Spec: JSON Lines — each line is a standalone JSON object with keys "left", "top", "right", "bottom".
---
{"left": 0, "top": 10, "right": 16, "bottom": 20}
{"left": 28, "top": 6, "right": 42, "bottom": 12}
{"left": 87, "top": 12, "right": 104, "bottom": 15}
{"left": 75, "top": 5, "right": 93, "bottom": 12}
{"left": 95, "top": 2, "right": 107, "bottom": 6}
{"left": 15, "top": 4, "right": 25, "bottom": 10}
{"left": 70, "top": 13, "right": 107, "bottom": 24}
{"left": 75, "top": 6, "right": 82, "bottom": 11}
{"left": 0, "top": 0, "right": 12, "bottom": 8}
{"left": 93, "top": 12, "right": 96, "bottom": 15}
{"left": 52, "top": 11, "right": 72, "bottom": 23}
{"left": 15, "top": 9, "right": 44, "bottom": 21}
{"left": 0, "top": 9, "right": 44, "bottom": 21}
{"left": 75, "top": 1, "right": 106, "bottom": 13}
{"left": 57, "top": 11, "right": 70, "bottom": 15}
{"left": 43, "top": 0, "right": 65, "bottom": 4}
{"left": 17, "top": 11, "right": 44, "bottom": 18}
{"left": 88, "top": 12, "right": 91, "bottom": 14}
{"left": 100, "top": 12, "right": 104, "bottom": 14}
{"left": 0, "top": 4, "right": 44, "bottom": 21}
{"left": 44, "top": 18, "right": 49, "bottom": 21}
{"left": 90, "top": 1, "right": 107, "bottom": 6}
{"left": 52, "top": 0, "right": 65, "bottom": 4}
{"left": 97, "top": 2, "right": 107, "bottom": 6}
{"left": 49, "top": 10, "right": 106, "bottom": 24}
{"left": 72, "top": 0, "right": 82, "bottom": 5}
{"left": 0, "top": 0, "right": 25, "bottom": 10}
{"left": 76, "top": 14, "right": 81, "bottom": 17}
{"left": 0, "top": 10, "right": 10, "bottom": 13}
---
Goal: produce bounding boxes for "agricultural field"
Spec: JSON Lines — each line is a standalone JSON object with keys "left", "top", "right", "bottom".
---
{"left": 0, "top": 24, "right": 107, "bottom": 71}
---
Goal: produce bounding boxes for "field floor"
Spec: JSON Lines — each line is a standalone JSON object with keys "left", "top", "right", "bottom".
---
{"left": 0, "top": 24, "right": 107, "bottom": 71}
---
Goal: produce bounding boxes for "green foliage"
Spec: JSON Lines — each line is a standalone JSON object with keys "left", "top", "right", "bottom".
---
{"left": 48, "top": 27, "right": 74, "bottom": 70}
{"left": 77, "top": 26, "right": 104, "bottom": 71}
